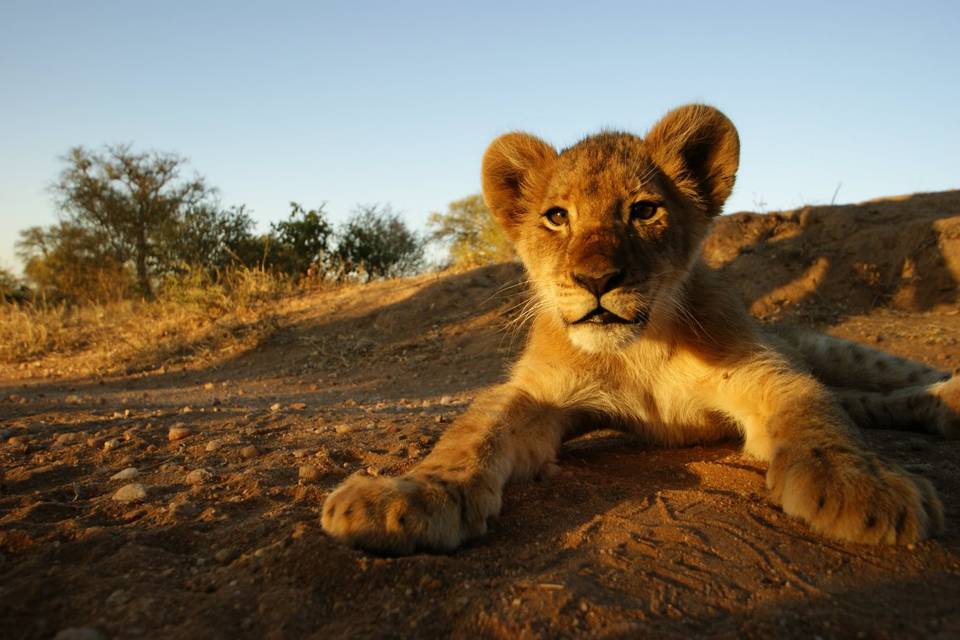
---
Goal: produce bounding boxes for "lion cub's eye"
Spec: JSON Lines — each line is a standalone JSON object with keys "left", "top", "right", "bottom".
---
{"left": 629, "top": 201, "right": 660, "bottom": 222}
{"left": 543, "top": 207, "right": 569, "bottom": 228}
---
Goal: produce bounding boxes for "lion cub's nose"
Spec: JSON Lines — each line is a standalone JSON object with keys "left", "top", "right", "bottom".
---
{"left": 571, "top": 269, "right": 624, "bottom": 297}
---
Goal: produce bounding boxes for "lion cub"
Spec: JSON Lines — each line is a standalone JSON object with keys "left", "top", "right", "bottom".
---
{"left": 323, "top": 104, "right": 959, "bottom": 553}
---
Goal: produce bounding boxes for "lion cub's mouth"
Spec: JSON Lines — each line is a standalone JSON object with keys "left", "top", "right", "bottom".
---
{"left": 572, "top": 307, "right": 648, "bottom": 326}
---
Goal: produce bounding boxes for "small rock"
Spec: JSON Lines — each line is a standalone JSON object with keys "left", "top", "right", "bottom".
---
{"left": 112, "top": 483, "right": 147, "bottom": 503}
{"left": 53, "top": 628, "right": 106, "bottom": 640}
{"left": 289, "top": 402, "right": 306, "bottom": 410}
{"left": 203, "top": 382, "right": 215, "bottom": 390}
{"left": 205, "top": 439, "right": 221, "bottom": 452}
{"left": 334, "top": 424, "right": 353, "bottom": 434}
{"left": 298, "top": 465, "right": 320, "bottom": 482}
{"left": 214, "top": 547, "right": 237, "bottom": 564}
{"left": 434, "top": 415, "right": 446, "bottom": 424}
{"left": 65, "top": 394, "right": 83, "bottom": 405}
{"left": 439, "top": 395, "right": 454, "bottom": 405}
{"left": 180, "top": 406, "right": 193, "bottom": 414}
{"left": 168, "top": 424, "right": 193, "bottom": 442}
{"left": 111, "top": 467, "right": 140, "bottom": 481}
{"left": 407, "top": 446, "right": 422, "bottom": 459}
{"left": 366, "top": 466, "right": 380, "bottom": 477}
{"left": 292, "top": 448, "right": 309, "bottom": 459}
{"left": 102, "top": 439, "right": 122, "bottom": 452}
{"left": 389, "top": 444, "right": 408, "bottom": 457}
{"left": 240, "top": 445, "right": 260, "bottom": 459}
{"left": 270, "top": 403, "right": 282, "bottom": 412}
{"left": 186, "top": 468, "right": 212, "bottom": 485}
{"left": 55, "top": 432, "right": 85, "bottom": 447}
{"left": 420, "top": 575, "right": 441, "bottom": 590}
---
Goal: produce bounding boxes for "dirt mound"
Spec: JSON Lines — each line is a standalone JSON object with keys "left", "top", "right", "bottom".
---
{"left": 1, "top": 192, "right": 960, "bottom": 639}
{"left": 704, "top": 190, "right": 960, "bottom": 323}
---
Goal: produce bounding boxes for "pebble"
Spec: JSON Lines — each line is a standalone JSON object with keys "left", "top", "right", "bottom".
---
{"left": 102, "top": 439, "right": 122, "bottom": 452}
{"left": 214, "top": 548, "right": 237, "bottom": 564}
{"left": 203, "top": 382, "right": 215, "bottom": 390}
{"left": 289, "top": 402, "right": 306, "bottom": 410}
{"left": 186, "top": 468, "right": 212, "bottom": 485}
{"left": 439, "top": 395, "right": 454, "bottom": 405}
{"left": 112, "top": 483, "right": 147, "bottom": 503}
{"left": 298, "top": 464, "right": 320, "bottom": 482}
{"left": 270, "top": 403, "right": 282, "bottom": 412}
{"left": 111, "top": 467, "right": 140, "bottom": 481}
{"left": 53, "top": 628, "right": 106, "bottom": 640}
{"left": 64, "top": 394, "right": 83, "bottom": 405}
{"left": 240, "top": 445, "right": 260, "bottom": 459}
{"left": 168, "top": 424, "right": 193, "bottom": 442}
{"left": 55, "top": 432, "right": 85, "bottom": 446}
{"left": 334, "top": 424, "right": 354, "bottom": 434}
{"left": 205, "top": 440, "right": 222, "bottom": 452}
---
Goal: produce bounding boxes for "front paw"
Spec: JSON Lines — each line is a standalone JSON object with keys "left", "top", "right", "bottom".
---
{"left": 768, "top": 444, "right": 944, "bottom": 544}
{"left": 321, "top": 473, "right": 477, "bottom": 554}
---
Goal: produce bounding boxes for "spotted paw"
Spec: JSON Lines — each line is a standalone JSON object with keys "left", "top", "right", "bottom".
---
{"left": 768, "top": 443, "right": 943, "bottom": 544}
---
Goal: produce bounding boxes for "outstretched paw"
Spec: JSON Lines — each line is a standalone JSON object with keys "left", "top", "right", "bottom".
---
{"left": 321, "top": 471, "right": 499, "bottom": 554}
{"left": 768, "top": 444, "right": 944, "bottom": 544}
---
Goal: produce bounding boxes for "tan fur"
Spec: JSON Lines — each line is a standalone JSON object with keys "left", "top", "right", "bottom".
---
{"left": 322, "top": 104, "right": 954, "bottom": 553}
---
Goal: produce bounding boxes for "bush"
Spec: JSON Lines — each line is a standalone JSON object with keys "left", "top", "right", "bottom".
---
{"left": 334, "top": 204, "right": 425, "bottom": 281}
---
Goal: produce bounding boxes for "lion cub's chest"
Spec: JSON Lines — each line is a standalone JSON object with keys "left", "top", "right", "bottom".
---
{"left": 589, "top": 357, "right": 739, "bottom": 446}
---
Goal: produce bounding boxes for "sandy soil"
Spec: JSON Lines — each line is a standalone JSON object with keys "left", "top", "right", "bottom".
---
{"left": 2, "top": 192, "right": 960, "bottom": 639}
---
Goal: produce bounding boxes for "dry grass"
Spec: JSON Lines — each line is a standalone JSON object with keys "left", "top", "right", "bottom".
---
{"left": 0, "top": 266, "right": 294, "bottom": 378}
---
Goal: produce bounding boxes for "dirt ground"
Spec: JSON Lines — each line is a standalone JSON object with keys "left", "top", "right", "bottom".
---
{"left": 2, "top": 191, "right": 960, "bottom": 639}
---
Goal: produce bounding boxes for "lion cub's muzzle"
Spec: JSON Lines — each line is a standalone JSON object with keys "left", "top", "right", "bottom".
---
{"left": 572, "top": 306, "right": 648, "bottom": 326}
{"left": 567, "top": 268, "right": 649, "bottom": 327}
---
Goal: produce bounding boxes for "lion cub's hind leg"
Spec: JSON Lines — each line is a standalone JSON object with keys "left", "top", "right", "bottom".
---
{"left": 777, "top": 328, "right": 948, "bottom": 391}
{"left": 834, "top": 376, "right": 960, "bottom": 438}
{"left": 776, "top": 328, "right": 957, "bottom": 436}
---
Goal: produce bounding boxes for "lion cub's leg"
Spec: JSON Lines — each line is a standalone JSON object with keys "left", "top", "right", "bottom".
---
{"left": 775, "top": 327, "right": 949, "bottom": 392}
{"left": 716, "top": 356, "right": 944, "bottom": 544}
{"left": 776, "top": 327, "right": 958, "bottom": 436}
{"left": 835, "top": 376, "right": 960, "bottom": 438}
{"left": 321, "top": 385, "right": 569, "bottom": 554}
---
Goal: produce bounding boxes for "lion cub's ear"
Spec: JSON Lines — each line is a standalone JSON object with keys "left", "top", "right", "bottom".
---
{"left": 645, "top": 104, "right": 740, "bottom": 216}
{"left": 481, "top": 132, "right": 558, "bottom": 237}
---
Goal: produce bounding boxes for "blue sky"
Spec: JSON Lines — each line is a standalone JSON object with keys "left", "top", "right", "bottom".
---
{"left": 2, "top": 0, "right": 958, "bottom": 273}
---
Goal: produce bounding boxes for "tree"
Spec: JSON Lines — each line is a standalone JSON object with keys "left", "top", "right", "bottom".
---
{"left": 0, "top": 267, "right": 26, "bottom": 303}
{"left": 334, "top": 205, "right": 425, "bottom": 281}
{"left": 52, "top": 144, "right": 216, "bottom": 296}
{"left": 267, "top": 202, "right": 335, "bottom": 276}
{"left": 16, "top": 222, "right": 132, "bottom": 303}
{"left": 428, "top": 194, "right": 514, "bottom": 268}
{"left": 164, "top": 204, "right": 256, "bottom": 272}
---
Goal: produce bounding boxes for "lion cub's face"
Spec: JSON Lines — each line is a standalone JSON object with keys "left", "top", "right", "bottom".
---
{"left": 482, "top": 104, "right": 741, "bottom": 353}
